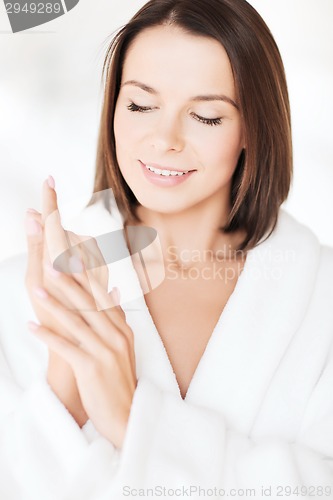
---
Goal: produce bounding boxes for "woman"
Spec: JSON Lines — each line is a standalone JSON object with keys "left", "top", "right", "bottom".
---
{"left": 1, "top": 0, "right": 332, "bottom": 498}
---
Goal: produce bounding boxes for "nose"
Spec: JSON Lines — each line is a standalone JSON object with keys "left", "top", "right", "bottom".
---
{"left": 150, "top": 113, "right": 185, "bottom": 153}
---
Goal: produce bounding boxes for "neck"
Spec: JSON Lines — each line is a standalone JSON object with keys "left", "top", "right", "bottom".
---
{"left": 127, "top": 194, "right": 246, "bottom": 268}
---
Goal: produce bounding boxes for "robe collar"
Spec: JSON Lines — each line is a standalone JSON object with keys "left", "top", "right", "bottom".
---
{"left": 71, "top": 202, "right": 320, "bottom": 431}
{"left": 115, "top": 208, "right": 320, "bottom": 430}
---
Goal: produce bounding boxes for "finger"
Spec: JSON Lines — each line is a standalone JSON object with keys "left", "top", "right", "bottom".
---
{"left": 25, "top": 211, "right": 44, "bottom": 290}
{"left": 47, "top": 265, "right": 135, "bottom": 369}
{"left": 32, "top": 286, "right": 111, "bottom": 356}
{"left": 26, "top": 208, "right": 42, "bottom": 218}
{"left": 25, "top": 211, "right": 43, "bottom": 237}
{"left": 60, "top": 231, "right": 109, "bottom": 290}
{"left": 67, "top": 232, "right": 106, "bottom": 265}
{"left": 41, "top": 176, "right": 57, "bottom": 225}
{"left": 27, "top": 321, "right": 88, "bottom": 370}
{"left": 47, "top": 252, "right": 109, "bottom": 310}
{"left": 42, "top": 177, "right": 73, "bottom": 271}
{"left": 44, "top": 263, "right": 131, "bottom": 350}
{"left": 41, "top": 179, "right": 107, "bottom": 283}
{"left": 26, "top": 213, "right": 43, "bottom": 226}
{"left": 62, "top": 255, "right": 115, "bottom": 313}
{"left": 51, "top": 256, "right": 125, "bottom": 320}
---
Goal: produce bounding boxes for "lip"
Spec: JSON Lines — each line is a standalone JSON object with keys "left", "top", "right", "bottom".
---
{"left": 139, "top": 160, "right": 196, "bottom": 187}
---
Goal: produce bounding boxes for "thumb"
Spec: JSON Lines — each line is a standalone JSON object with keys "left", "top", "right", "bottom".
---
{"left": 25, "top": 211, "right": 44, "bottom": 290}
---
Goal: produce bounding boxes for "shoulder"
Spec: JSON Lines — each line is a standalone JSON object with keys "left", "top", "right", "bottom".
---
{"left": 280, "top": 210, "right": 333, "bottom": 332}
{"left": 277, "top": 208, "right": 333, "bottom": 269}
{"left": 265, "top": 209, "right": 333, "bottom": 306}
{"left": 276, "top": 209, "right": 321, "bottom": 247}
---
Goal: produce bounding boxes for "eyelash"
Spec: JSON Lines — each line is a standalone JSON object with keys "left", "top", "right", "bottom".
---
{"left": 126, "top": 101, "right": 223, "bottom": 127}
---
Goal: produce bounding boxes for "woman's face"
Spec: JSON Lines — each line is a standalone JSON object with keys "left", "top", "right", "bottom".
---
{"left": 114, "top": 25, "right": 244, "bottom": 215}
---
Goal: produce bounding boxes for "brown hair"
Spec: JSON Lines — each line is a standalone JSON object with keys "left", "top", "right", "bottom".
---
{"left": 88, "top": 0, "right": 293, "bottom": 251}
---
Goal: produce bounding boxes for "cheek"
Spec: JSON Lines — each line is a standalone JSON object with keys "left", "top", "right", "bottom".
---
{"left": 113, "top": 105, "right": 128, "bottom": 149}
{"left": 113, "top": 106, "right": 143, "bottom": 185}
{"left": 196, "top": 125, "right": 243, "bottom": 176}
{"left": 114, "top": 106, "right": 143, "bottom": 152}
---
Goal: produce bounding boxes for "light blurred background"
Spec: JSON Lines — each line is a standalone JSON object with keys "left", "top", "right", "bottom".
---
{"left": 0, "top": 0, "right": 332, "bottom": 262}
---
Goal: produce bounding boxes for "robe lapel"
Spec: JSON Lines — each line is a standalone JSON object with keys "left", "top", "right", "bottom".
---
{"left": 182, "top": 209, "right": 321, "bottom": 432}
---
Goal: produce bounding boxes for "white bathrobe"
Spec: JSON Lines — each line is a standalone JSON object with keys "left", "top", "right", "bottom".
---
{"left": 0, "top": 201, "right": 332, "bottom": 500}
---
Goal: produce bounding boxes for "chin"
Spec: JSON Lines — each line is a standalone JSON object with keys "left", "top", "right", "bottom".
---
{"left": 133, "top": 192, "right": 192, "bottom": 216}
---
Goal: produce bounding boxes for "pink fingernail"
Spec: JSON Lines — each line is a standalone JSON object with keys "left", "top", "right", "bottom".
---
{"left": 47, "top": 175, "right": 55, "bottom": 189}
{"left": 33, "top": 287, "right": 48, "bottom": 299}
{"left": 26, "top": 208, "right": 39, "bottom": 214}
{"left": 25, "top": 216, "right": 42, "bottom": 236}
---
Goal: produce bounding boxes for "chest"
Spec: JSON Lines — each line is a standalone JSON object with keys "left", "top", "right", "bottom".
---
{"left": 144, "top": 260, "right": 245, "bottom": 399}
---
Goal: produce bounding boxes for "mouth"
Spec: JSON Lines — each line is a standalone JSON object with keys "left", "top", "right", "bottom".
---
{"left": 140, "top": 161, "right": 196, "bottom": 177}
{"left": 139, "top": 160, "right": 196, "bottom": 187}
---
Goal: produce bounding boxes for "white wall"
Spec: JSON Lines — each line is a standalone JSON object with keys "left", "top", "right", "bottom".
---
{"left": 0, "top": 0, "right": 332, "bottom": 262}
{"left": 250, "top": 0, "right": 333, "bottom": 247}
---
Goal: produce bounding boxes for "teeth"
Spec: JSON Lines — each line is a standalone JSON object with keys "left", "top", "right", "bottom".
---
{"left": 145, "top": 165, "right": 189, "bottom": 176}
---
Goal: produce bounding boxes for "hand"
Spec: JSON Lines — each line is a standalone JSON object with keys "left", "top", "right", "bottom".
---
{"left": 25, "top": 176, "right": 109, "bottom": 426}
{"left": 28, "top": 259, "right": 137, "bottom": 450}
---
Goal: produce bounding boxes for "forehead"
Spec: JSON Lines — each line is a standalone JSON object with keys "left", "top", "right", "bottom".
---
{"left": 122, "top": 25, "right": 236, "bottom": 99}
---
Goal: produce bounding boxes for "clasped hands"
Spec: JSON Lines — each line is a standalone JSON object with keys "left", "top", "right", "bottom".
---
{"left": 24, "top": 176, "right": 137, "bottom": 450}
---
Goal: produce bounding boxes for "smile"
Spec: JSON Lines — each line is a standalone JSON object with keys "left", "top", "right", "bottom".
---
{"left": 139, "top": 161, "right": 196, "bottom": 187}
{"left": 145, "top": 165, "right": 189, "bottom": 176}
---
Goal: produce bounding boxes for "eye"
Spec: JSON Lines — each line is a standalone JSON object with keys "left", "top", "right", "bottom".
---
{"left": 191, "top": 112, "right": 223, "bottom": 127}
{"left": 126, "top": 101, "right": 223, "bottom": 126}
{"left": 126, "top": 101, "right": 154, "bottom": 113}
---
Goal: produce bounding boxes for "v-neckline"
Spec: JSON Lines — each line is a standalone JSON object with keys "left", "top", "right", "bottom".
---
{"left": 142, "top": 258, "right": 250, "bottom": 402}
{"left": 120, "top": 228, "right": 252, "bottom": 402}
{"left": 99, "top": 205, "right": 320, "bottom": 422}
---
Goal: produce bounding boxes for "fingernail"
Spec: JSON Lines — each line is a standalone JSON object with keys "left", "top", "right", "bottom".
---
{"left": 47, "top": 175, "right": 55, "bottom": 189}
{"left": 45, "top": 262, "right": 61, "bottom": 278}
{"left": 33, "top": 287, "right": 48, "bottom": 299}
{"left": 25, "top": 216, "right": 42, "bottom": 235}
{"left": 69, "top": 255, "right": 83, "bottom": 273}
{"left": 26, "top": 208, "right": 39, "bottom": 214}
{"left": 27, "top": 321, "right": 39, "bottom": 331}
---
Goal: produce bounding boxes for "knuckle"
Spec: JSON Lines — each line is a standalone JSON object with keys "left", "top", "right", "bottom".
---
{"left": 125, "top": 326, "right": 134, "bottom": 342}
{"left": 69, "top": 313, "right": 84, "bottom": 329}
{"left": 85, "top": 358, "right": 100, "bottom": 376}
{"left": 101, "top": 349, "right": 115, "bottom": 366}
{"left": 114, "top": 333, "right": 129, "bottom": 353}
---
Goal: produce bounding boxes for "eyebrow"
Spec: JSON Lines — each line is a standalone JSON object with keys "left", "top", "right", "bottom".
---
{"left": 121, "top": 80, "right": 239, "bottom": 110}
